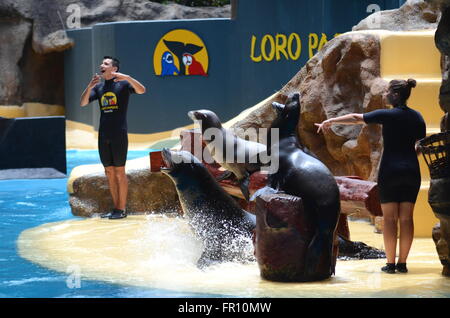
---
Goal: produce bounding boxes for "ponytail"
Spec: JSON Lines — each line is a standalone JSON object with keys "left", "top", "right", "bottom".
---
{"left": 407, "top": 78, "right": 417, "bottom": 89}
{"left": 389, "top": 78, "right": 417, "bottom": 104}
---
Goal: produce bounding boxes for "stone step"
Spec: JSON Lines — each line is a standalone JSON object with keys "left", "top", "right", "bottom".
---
{"left": 415, "top": 182, "right": 440, "bottom": 237}
{"left": 379, "top": 29, "right": 444, "bottom": 130}
{"left": 379, "top": 30, "right": 441, "bottom": 80}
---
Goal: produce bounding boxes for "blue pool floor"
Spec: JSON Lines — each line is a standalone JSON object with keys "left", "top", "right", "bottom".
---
{"left": 0, "top": 150, "right": 225, "bottom": 298}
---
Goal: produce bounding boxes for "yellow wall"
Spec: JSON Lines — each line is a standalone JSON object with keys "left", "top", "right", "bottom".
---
{"left": 0, "top": 104, "right": 64, "bottom": 118}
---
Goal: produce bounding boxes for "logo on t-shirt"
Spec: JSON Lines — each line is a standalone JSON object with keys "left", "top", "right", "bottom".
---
{"left": 153, "top": 29, "right": 209, "bottom": 77}
{"left": 100, "top": 92, "right": 119, "bottom": 113}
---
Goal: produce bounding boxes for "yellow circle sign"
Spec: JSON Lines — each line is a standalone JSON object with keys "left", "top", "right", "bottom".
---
{"left": 153, "top": 29, "right": 209, "bottom": 77}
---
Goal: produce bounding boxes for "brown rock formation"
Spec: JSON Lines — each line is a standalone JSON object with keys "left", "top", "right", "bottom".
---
{"left": 426, "top": 0, "right": 450, "bottom": 277}
{"left": 0, "top": 18, "right": 31, "bottom": 105}
{"left": 288, "top": 33, "right": 387, "bottom": 180}
{"left": 435, "top": 5, "right": 450, "bottom": 115}
{"left": 232, "top": 32, "right": 388, "bottom": 181}
{"left": 432, "top": 222, "right": 450, "bottom": 276}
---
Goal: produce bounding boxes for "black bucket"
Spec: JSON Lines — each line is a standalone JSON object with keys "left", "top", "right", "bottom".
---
{"left": 419, "top": 131, "right": 450, "bottom": 179}
{"left": 419, "top": 131, "right": 450, "bottom": 217}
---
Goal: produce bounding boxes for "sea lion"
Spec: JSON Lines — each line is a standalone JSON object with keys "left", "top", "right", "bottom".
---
{"left": 160, "top": 148, "right": 256, "bottom": 268}
{"left": 337, "top": 236, "right": 386, "bottom": 260}
{"left": 260, "top": 92, "right": 341, "bottom": 281}
{"left": 188, "top": 109, "right": 267, "bottom": 201}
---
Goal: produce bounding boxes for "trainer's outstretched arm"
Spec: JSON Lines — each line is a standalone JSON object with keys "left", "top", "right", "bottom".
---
{"left": 315, "top": 113, "right": 364, "bottom": 134}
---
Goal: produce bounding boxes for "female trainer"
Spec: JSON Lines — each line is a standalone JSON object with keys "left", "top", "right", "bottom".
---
{"left": 315, "top": 79, "right": 426, "bottom": 274}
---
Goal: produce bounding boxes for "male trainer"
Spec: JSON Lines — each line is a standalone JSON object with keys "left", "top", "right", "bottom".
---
{"left": 80, "top": 56, "right": 146, "bottom": 219}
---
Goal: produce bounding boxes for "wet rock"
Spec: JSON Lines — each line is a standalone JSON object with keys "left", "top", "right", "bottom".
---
{"left": 337, "top": 235, "right": 386, "bottom": 260}
{"left": 69, "top": 160, "right": 181, "bottom": 217}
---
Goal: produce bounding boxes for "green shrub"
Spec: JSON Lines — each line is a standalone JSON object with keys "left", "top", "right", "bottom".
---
{"left": 152, "top": 0, "right": 230, "bottom": 7}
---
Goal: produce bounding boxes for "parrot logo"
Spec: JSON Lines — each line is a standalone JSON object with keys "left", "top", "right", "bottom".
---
{"left": 182, "top": 53, "right": 206, "bottom": 76}
{"left": 153, "top": 29, "right": 209, "bottom": 77}
{"left": 161, "top": 51, "right": 180, "bottom": 76}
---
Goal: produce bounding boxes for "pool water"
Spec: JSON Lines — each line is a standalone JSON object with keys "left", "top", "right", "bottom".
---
{"left": 3, "top": 150, "right": 449, "bottom": 298}
{"left": 0, "top": 150, "right": 222, "bottom": 298}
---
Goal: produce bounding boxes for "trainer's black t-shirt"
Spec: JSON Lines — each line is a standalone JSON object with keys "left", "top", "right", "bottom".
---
{"left": 89, "top": 79, "right": 135, "bottom": 137}
{"left": 363, "top": 106, "right": 426, "bottom": 185}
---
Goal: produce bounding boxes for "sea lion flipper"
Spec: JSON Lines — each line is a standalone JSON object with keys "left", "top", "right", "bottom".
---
{"left": 250, "top": 186, "right": 279, "bottom": 202}
{"left": 304, "top": 233, "right": 334, "bottom": 280}
{"left": 239, "top": 177, "right": 250, "bottom": 201}
{"left": 337, "top": 235, "right": 386, "bottom": 260}
{"left": 216, "top": 170, "right": 233, "bottom": 182}
{"left": 197, "top": 250, "right": 222, "bottom": 269}
{"left": 196, "top": 254, "right": 211, "bottom": 269}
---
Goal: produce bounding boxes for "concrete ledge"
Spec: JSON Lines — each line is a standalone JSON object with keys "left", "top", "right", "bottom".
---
{"left": 0, "top": 168, "right": 66, "bottom": 180}
{"left": 0, "top": 116, "right": 66, "bottom": 175}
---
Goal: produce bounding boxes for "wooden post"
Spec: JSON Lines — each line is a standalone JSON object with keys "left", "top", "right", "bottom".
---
{"left": 254, "top": 192, "right": 338, "bottom": 282}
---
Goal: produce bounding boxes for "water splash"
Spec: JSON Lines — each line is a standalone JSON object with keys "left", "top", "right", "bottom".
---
{"left": 17, "top": 216, "right": 450, "bottom": 297}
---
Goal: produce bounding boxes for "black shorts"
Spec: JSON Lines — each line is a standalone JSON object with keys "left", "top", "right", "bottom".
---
{"left": 378, "top": 174, "right": 421, "bottom": 204}
{"left": 98, "top": 132, "right": 128, "bottom": 167}
{"left": 378, "top": 184, "right": 421, "bottom": 204}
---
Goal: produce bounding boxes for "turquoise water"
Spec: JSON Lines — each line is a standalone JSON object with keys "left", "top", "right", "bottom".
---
{"left": 0, "top": 150, "right": 221, "bottom": 298}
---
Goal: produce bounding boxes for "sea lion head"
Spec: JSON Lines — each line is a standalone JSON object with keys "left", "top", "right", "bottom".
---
{"left": 188, "top": 109, "right": 223, "bottom": 133}
{"left": 272, "top": 92, "right": 300, "bottom": 114}
{"left": 270, "top": 92, "right": 301, "bottom": 132}
{"left": 160, "top": 148, "right": 203, "bottom": 181}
